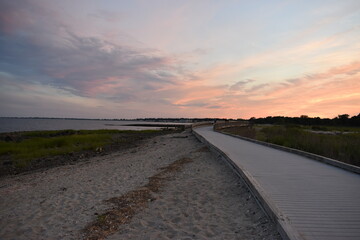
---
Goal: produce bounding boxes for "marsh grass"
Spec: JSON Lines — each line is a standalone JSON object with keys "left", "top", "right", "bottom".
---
{"left": 0, "top": 129, "right": 164, "bottom": 169}
{"left": 222, "top": 125, "right": 360, "bottom": 167}
{"left": 1, "top": 133, "right": 111, "bottom": 167}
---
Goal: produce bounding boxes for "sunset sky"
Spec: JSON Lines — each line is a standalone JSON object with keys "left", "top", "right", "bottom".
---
{"left": 0, "top": 0, "right": 359, "bottom": 119}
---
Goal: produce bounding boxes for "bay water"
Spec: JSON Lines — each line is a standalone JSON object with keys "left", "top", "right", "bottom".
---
{"left": 0, "top": 118, "right": 183, "bottom": 133}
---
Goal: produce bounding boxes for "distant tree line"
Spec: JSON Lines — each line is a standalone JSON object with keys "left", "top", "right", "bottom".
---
{"left": 137, "top": 117, "right": 232, "bottom": 123}
{"left": 248, "top": 113, "right": 360, "bottom": 126}
{"left": 138, "top": 114, "right": 360, "bottom": 126}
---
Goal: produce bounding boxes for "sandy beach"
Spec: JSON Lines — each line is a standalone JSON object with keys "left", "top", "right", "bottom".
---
{"left": 0, "top": 130, "right": 281, "bottom": 239}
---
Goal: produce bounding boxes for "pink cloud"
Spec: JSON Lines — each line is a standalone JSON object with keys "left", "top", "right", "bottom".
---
{"left": 239, "top": 62, "right": 360, "bottom": 118}
{"left": 163, "top": 61, "right": 360, "bottom": 118}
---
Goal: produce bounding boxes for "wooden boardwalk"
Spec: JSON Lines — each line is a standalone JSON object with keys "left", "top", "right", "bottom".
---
{"left": 194, "top": 126, "right": 360, "bottom": 240}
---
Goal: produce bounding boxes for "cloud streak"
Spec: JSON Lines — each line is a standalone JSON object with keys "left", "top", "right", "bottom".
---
{"left": 0, "top": 0, "right": 189, "bottom": 106}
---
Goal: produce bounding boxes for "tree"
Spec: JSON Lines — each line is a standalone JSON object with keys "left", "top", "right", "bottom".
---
{"left": 338, "top": 114, "right": 349, "bottom": 120}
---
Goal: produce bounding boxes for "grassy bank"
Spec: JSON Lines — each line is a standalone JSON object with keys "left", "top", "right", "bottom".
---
{"left": 221, "top": 125, "right": 360, "bottom": 167}
{"left": 0, "top": 129, "right": 176, "bottom": 176}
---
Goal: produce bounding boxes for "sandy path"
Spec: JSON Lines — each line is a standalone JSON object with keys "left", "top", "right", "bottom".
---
{"left": 0, "top": 130, "right": 280, "bottom": 240}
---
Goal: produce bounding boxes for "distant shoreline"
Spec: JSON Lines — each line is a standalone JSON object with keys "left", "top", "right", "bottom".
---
{"left": 0, "top": 116, "right": 134, "bottom": 121}
{"left": 0, "top": 118, "right": 191, "bottom": 134}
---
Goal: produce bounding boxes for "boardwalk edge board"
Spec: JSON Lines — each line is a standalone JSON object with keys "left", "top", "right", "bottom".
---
{"left": 192, "top": 129, "right": 303, "bottom": 240}
{"left": 214, "top": 130, "right": 360, "bottom": 175}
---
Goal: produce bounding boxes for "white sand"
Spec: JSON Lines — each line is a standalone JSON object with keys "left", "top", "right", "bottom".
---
{"left": 0, "top": 130, "right": 281, "bottom": 240}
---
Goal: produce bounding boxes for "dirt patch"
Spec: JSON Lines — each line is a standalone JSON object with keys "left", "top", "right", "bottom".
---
{"left": 194, "top": 146, "right": 210, "bottom": 152}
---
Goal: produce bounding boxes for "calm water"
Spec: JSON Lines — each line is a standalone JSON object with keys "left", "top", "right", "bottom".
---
{"left": 0, "top": 118, "right": 185, "bottom": 133}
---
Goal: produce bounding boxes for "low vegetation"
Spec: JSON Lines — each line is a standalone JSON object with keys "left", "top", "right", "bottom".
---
{"left": 221, "top": 125, "right": 360, "bottom": 167}
{"left": 1, "top": 131, "right": 111, "bottom": 167}
{"left": 0, "top": 129, "right": 176, "bottom": 176}
{"left": 248, "top": 113, "right": 360, "bottom": 126}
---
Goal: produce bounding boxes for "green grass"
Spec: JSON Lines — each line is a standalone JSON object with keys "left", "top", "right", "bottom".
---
{"left": 1, "top": 133, "right": 112, "bottom": 167}
{"left": 0, "top": 129, "right": 164, "bottom": 168}
{"left": 222, "top": 125, "right": 360, "bottom": 167}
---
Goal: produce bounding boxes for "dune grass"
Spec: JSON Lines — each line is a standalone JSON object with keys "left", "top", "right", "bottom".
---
{"left": 221, "top": 125, "right": 360, "bottom": 167}
{"left": 0, "top": 129, "right": 162, "bottom": 168}
{"left": 22, "top": 129, "right": 159, "bottom": 138}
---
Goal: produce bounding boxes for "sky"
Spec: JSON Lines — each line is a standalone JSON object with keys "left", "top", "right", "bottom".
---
{"left": 0, "top": 0, "right": 359, "bottom": 119}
